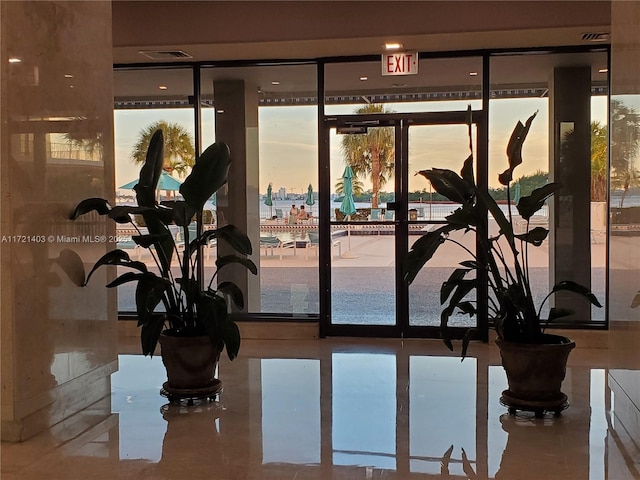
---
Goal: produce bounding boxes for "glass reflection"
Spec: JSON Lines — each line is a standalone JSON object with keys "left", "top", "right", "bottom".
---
{"left": 111, "top": 355, "right": 167, "bottom": 462}
{"left": 590, "top": 369, "right": 607, "bottom": 480}
{"left": 261, "top": 359, "right": 320, "bottom": 464}
{"left": 410, "top": 356, "right": 477, "bottom": 475}
{"left": 332, "top": 353, "right": 397, "bottom": 469}
{"left": 98, "top": 349, "right": 638, "bottom": 480}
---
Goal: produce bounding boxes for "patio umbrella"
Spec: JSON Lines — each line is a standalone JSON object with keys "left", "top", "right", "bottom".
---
{"left": 119, "top": 171, "right": 182, "bottom": 199}
{"left": 305, "top": 184, "right": 315, "bottom": 215}
{"left": 265, "top": 183, "right": 273, "bottom": 217}
{"left": 339, "top": 165, "right": 358, "bottom": 258}
{"left": 512, "top": 181, "right": 521, "bottom": 205}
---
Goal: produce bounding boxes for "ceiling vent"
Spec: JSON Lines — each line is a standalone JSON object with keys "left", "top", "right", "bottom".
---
{"left": 138, "top": 50, "right": 193, "bottom": 60}
{"left": 581, "top": 32, "right": 610, "bottom": 42}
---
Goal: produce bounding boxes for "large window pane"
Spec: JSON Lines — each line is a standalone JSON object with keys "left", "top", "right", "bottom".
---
{"left": 114, "top": 68, "right": 195, "bottom": 313}
{"left": 201, "top": 64, "right": 318, "bottom": 315}
{"left": 489, "top": 51, "right": 608, "bottom": 324}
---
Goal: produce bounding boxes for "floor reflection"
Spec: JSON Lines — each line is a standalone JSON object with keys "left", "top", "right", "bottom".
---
{"left": 2, "top": 339, "right": 639, "bottom": 480}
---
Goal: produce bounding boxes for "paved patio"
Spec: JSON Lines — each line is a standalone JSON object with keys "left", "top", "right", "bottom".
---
{"left": 116, "top": 223, "right": 608, "bottom": 325}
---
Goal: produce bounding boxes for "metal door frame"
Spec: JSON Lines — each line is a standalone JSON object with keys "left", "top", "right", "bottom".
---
{"left": 320, "top": 110, "right": 487, "bottom": 341}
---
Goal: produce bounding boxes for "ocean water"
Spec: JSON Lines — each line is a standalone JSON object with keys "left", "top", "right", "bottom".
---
{"left": 259, "top": 199, "right": 548, "bottom": 221}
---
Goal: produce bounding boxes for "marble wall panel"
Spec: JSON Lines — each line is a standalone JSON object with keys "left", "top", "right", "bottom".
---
{"left": 1, "top": 1, "right": 117, "bottom": 441}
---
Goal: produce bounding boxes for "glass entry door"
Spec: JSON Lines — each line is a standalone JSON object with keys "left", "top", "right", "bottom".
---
{"left": 322, "top": 111, "right": 485, "bottom": 338}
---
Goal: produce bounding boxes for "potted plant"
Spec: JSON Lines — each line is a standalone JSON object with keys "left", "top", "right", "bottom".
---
{"left": 404, "top": 110, "right": 601, "bottom": 415}
{"left": 70, "top": 130, "right": 257, "bottom": 398}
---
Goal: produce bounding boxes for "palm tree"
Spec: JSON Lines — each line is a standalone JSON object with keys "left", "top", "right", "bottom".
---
{"left": 340, "top": 104, "right": 395, "bottom": 208}
{"left": 610, "top": 100, "right": 640, "bottom": 207}
{"left": 131, "top": 121, "right": 195, "bottom": 177}
{"left": 591, "top": 121, "right": 607, "bottom": 202}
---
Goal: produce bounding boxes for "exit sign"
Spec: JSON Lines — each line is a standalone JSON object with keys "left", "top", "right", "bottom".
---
{"left": 382, "top": 52, "right": 419, "bottom": 76}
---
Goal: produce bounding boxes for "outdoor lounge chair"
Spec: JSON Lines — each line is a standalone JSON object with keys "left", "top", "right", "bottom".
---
{"left": 260, "top": 234, "right": 296, "bottom": 260}
{"left": 275, "top": 208, "right": 284, "bottom": 223}
{"left": 369, "top": 208, "right": 382, "bottom": 221}
{"left": 305, "top": 230, "right": 341, "bottom": 260}
{"left": 384, "top": 210, "right": 394, "bottom": 221}
{"left": 174, "top": 224, "right": 198, "bottom": 252}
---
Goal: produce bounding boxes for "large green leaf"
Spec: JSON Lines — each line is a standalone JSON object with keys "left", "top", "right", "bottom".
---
{"left": 460, "top": 154, "right": 475, "bottom": 187}
{"left": 69, "top": 197, "right": 110, "bottom": 220}
{"left": 444, "top": 279, "right": 476, "bottom": 312}
{"left": 216, "top": 281, "right": 245, "bottom": 309}
{"left": 403, "top": 225, "right": 453, "bottom": 284}
{"left": 222, "top": 320, "right": 241, "bottom": 361}
{"left": 445, "top": 203, "right": 481, "bottom": 228}
{"left": 107, "top": 205, "right": 174, "bottom": 225}
{"left": 460, "top": 328, "right": 477, "bottom": 359}
{"left": 516, "top": 183, "right": 561, "bottom": 221}
{"left": 135, "top": 274, "right": 170, "bottom": 327}
{"left": 140, "top": 314, "right": 166, "bottom": 357}
{"left": 417, "top": 168, "right": 472, "bottom": 204}
{"left": 216, "top": 255, "right": 258, "bottom": 275}
{"left": 180, "top": 142, "right": 231, "bottom": 211}
{"left": 132, "top": 232, "right": 172, "bottom": 249}
{"left": 105, "top": 271, "right": 148, "bottom": 288}
{"left": 136, "top": 129, "right": 164, "bottom": 208}
{"left": 84, "top": 249, "right": 148, "bottom": 285}
{"left": 514, "top": 226, "right": 549, "bottom": 246}
{"left": 476, "top": 189, "right": 512, "bottom": 238}
{"left": 456, "top": 301, "right": 476, "bottom": 316}
{"left": 206, "top": 224, "right": 253, "bottom": 255}
{"left": 547, "top": 307, "right": 573, "bottom": 323}
{"left": 551, "top": 280, "right": 602, "bottom": 308}
{"left": 440, "top": 268, "right": 472, "bottom": 305}
{"left": 142, "top": 217, "right": 175, "bottom": 275}
{"left": 160, "top": 200, "right": 196, "bottom": 227}
{"left": 197, "top": 291, "right": 241, "bottom": 359}
{"left": 500, "top": 111, "right": 538, "bottom": 185}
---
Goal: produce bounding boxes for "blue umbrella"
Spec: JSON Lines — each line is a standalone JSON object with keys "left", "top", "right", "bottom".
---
{"left": 265, "top": 183, "right": 273, "bottom": 217}
{"left": 512, "top": 181, "right": 521, "bottom": 205}
{"left": 305, "top": 184, "right": 315, "bottom": 215}
{"left": 339, "top": 166, "right": 357, "bottom": 258}
{"left": 119, "top": 171, "right": 182, "bottom": 192}
{"left": 339, "top": 166, "right": 356, "bottom": 218}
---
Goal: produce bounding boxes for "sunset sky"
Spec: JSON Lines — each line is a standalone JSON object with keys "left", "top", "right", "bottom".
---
{"left": 113, "top": 96, "right": 607, "bottom": 196}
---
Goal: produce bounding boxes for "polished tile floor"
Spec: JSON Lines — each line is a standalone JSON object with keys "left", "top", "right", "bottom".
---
{"left": 2, "top": 338, "right": 639, "bottom": 479}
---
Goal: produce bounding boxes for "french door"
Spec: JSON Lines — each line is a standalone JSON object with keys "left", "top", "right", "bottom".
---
{"left": 320, "top": 110, "right": 487, "bottom": 340}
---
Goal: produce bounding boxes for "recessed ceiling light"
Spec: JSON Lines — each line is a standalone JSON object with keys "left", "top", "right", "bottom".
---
{"left": 158, "top": 85, "right": 168, "bottom": 90}
{"left": 271, "top": 81, "right": 280, "bottom": 85}
{"left": 64, "top": 74, "right": 73, "bottom": 78}
{"left": 385, "top": 43, "right": 403, "bottom": 50}
{"left": 392, "top": 83, "right": 406, "bottom": 88}
{"left": 598, "top": 68, "right": 608, "bottom": 73}
{"left": 216, "top": 109, "right": 225, "bottom": 114}
{"left": 8, "top": 58, "right": 21, "bottom": 64}
{"left": 360, "top": 76, "right": 368, "bottom": 81}
{"left": 469, "top": 72, "right": 478, "bottom": 76}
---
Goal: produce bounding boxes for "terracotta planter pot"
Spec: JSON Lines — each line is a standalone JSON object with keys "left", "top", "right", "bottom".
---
{"left": 159, "top": 332, "right": 220, "bottom": 390}
{"left": 496, "top": 334, "right": 575, "bottom": 414}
